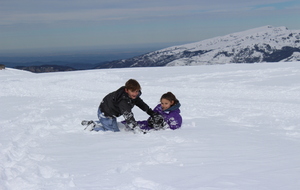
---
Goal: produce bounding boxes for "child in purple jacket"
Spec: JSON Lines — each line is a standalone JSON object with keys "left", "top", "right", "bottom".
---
{"left": 137, "top": 92, "right": 182, "bottom": 131}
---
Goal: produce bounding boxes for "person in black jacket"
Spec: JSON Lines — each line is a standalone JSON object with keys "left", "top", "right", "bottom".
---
{"left": 90, "top": 79, "right": 157, "bottom": 132}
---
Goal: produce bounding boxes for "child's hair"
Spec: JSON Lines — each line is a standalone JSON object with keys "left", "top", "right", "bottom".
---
{"left": 161, "top": 92, "right": 179, "bottom": 105}
{"left": 125, "top": 79, "right": 141, "bottom": 91}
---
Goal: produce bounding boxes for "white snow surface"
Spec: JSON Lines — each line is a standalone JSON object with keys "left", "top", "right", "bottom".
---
{"left": 1, "top": 62, "right": 300, "bottom": 190}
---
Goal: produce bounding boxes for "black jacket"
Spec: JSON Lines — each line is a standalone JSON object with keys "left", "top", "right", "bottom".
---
{"left": 99, "top": 87, "right": 153, "bottom": 127}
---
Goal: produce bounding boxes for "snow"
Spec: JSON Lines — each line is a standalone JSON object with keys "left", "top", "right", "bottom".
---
{"left": 145, "top": 26, "right": 300, "bottom": 66}
{"left": 1, "top": 62, "right": 300, "bottom": 190}
{"left": 169, "top": 25, "right": 293, "bottom": 51}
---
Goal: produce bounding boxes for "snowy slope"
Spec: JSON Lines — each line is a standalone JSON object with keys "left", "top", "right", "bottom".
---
{"left": 165, "top": 26, "right": 300, "bottom": 65}
{"left": 1, "top": 62, "right": 300, "bottom": 190}
{"left": 97, "top": 26, "right": 300, "bottom": 68}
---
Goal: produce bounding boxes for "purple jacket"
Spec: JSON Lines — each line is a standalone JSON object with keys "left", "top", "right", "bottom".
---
{"left": 138, "top": 102, "right": 182, "bottom": 130}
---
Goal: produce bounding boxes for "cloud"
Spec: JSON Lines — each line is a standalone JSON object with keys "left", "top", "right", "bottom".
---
{"left": 250, "top": 0, "right": 300, "bottom": 10}
{"left": 0, "top": 4, "right": 203, "bottom": 25}
{"left": 1, "top": 0, "right": 299, "bottom": 25}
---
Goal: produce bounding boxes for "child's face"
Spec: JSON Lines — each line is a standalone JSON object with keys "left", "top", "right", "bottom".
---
{"left": 161, "top": 98, "right": 174, "bottom": 111}
{"left": 125, "top": 89, "right": 139, "bottom": 99}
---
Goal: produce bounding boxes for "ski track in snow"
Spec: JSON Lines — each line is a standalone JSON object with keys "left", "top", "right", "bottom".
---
{"left": 1, "top": 62, "right": 300, "bottom": 189}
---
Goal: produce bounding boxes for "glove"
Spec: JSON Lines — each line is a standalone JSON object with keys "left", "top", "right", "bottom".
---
{"left": 123, "top": 111, "right": 138, "bottom": 130}
{"left": 147, "top": 113, "right": 165, "bottom": 130}
{"left": 146, "top": 109, "right": 155, "bottom": 116}
{"left": 152, "top": 113, "right": 164, "bottom": 124}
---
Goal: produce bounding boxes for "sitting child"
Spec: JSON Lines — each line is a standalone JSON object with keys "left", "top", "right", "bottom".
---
{"left": 136, "top": 92, "right": 182, "bottom": 131}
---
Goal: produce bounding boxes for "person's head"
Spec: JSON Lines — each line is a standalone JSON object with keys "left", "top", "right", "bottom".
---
{"left": 160, "top": 92, "right": 179, "bottom": 110}
{"left": 125, "top": 79, "right": 141, "bottom": 99}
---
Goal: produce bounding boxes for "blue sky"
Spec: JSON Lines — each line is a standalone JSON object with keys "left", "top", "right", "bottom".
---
{"left": 1, "top": 0, "right": 300, "bottom": 55}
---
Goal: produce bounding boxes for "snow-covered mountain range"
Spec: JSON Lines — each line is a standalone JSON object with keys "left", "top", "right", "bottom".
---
{"left": 97, "top": 25, "right": 300, "bottom": 68}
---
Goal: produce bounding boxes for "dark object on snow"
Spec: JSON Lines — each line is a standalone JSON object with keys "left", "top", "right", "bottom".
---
{"left": 0, "top": 64, "right": 5, "bottom": 70}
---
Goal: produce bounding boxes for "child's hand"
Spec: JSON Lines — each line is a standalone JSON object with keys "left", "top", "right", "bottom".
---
{"left": 152, "top": 113, "right": 164, "bottom": 124}
{"left": 148, "top": 113, "right": 165, "bottom": 130}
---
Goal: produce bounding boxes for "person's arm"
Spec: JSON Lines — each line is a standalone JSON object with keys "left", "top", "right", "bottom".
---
{"left": 135, "top": 97, "right": 154, "bottom": 116}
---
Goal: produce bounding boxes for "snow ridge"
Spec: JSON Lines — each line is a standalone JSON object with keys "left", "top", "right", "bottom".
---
{"left": 97, "top": 26, "right": 300, "bottom": 68}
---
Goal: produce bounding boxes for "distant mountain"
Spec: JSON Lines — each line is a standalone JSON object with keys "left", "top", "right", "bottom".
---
{"left": 96, "top": 25, "right": 300, "bottom": 68}
{"left": 2, "top": 61, "right": 98, "bottom": 70}
{"left": 15, "top": 65, "right": 76, "bottom": 73}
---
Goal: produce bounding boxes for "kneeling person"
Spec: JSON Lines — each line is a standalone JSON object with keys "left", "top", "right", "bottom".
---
{"left": 94, "top": 79, "right": 155, "bottom": 132}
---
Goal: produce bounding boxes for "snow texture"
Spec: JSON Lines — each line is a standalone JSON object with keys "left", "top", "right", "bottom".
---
{"left": 1, "top": 62, "right": 300, "bottom": 190}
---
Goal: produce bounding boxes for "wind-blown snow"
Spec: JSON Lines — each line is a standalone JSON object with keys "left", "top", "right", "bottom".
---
{"left": 1, "top": 62, "right": 300, "bottom": 190}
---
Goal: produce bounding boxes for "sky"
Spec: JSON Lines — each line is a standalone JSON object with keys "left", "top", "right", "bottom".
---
{"left": 1, "top": 0, "right": 300, "bottom": 55}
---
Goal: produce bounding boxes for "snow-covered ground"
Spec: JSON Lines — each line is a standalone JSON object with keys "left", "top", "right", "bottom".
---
{"left": 1, "top": 62, "right": 300, "bottom": 190}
